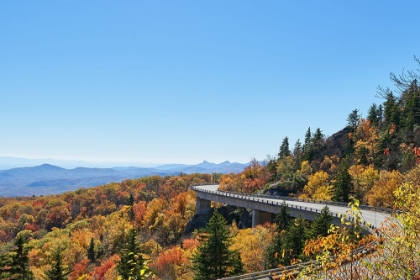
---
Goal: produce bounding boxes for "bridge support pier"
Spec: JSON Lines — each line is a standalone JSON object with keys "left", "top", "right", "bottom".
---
{"left": 252, "top": 209, "right": 273, "bottom": 227}
{"left": 196, "top": 197, "right": 211, "bottom": 214}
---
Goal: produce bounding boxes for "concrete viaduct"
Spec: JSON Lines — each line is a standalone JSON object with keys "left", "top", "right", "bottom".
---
{"left": 192, "top": 184, "right": 389, "bottom": 235}
{"left": 191, "top": 184, "right": 391, "bottom": 279}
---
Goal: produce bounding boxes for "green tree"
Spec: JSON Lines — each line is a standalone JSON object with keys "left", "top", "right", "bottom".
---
{"left": 303, "top": 127, "right": 311, "bottom": 153}
{"left": 347, "top": 109, "right": 361, "bottom": 129}
{"left": 383, "top": 91, "right": 400, "bottom": 129}
{"left": 266, "top": 203, "right": 291, "bottom": 268}
{"left": 46, "top": 246, "right": 70, "bottom": 280}
{"left": 278, "top": 137, "right": 291, "bottom": 159}
{"left": 117, "top": 228, "right": 151, "bottom": 280}
{"left": 310, "top": 206, "right": 333, "bottom": 239}
{"left": 293, "top": 139, "right": 303, "bottom": 170}
{"left": 310, "top": 128, "right": 325, "bottom": 159}
{"left": 266, "top": 156, "right": 278, "bottom": 181}
{"left": 87, "top": 238, "right": 95, "bottom": 263}
{"left": 367, "top": 103, "right": 383, "bottom": 127}
{"left": 282, "top": 216, "right": 308, "bottom": 265}
{"left": 128, "top": 193, "right": 135, "bottom": 221}
{"left": 0, "top": 253, "right": 12, "bottom": 279}
{"left": 0, "top": 235, "right": 34, "bottom": 280}
{"left": 191, "top": 210, "right": 243, "bottom": 280}
{"left": 275, "top": 202, "right": 291, "bottom": 232}
{"left": 333, "top": 160, "right": 353, "bottom": 202}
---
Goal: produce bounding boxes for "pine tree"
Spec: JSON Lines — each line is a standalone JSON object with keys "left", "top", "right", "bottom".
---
{"left": 265, "top": 230, "right": 284, "bottom": 269}
{"left": 377, "top": 104, "right": 384, "bottom": 126}
{"left": 87, "top": 238, "right": 95, "bottom": 263}
{"left": 278, "top": 137, "right": 291, "bottom": 159}
{"left": 0, "top": 253, "right": 12, "bottom": 279}
{"left": 310, "top": 206, "right": 333, "bottom": 239}
{"left": 383, "top": 92, "right": 400, "bottom": 129}
{"left": 46, "top": 246, "right": 70, "bottom": 280}
{"left": 128, "top": 194, "right": 135, "bottom": 221}
{"left": 333, "top": 160, "right": 353, "bottom": 202}
{"left": 293, "top": 139, "right": 303, "bottom": 170}
{"left": 303, "top": 127, "right": 311, "bottom": 153}
{"left": 117, "top": 228, "right": 150, "bottom": 280}
{"left": 308, "top": 128, "right": 325, "bottom": 160}
{"left": 266, "top": 157, "right": 278, "bottom": 181}
{"left": 275, "top": 202, "right": 291, "bottom": 232}
{"left": 191, "top": 210, "right": 243, "bottom": 280}
{"left": 347, "top": 109, "right": 361, "bottom": 129}
{"left": 282, "top": 216, "right": 308, "bottom": 265}
{"left": 10, "top": 235, "right": 34, "bottom": 280}
{"left": 266, "top": 202, "right": 291, "bottom": 268}
{"left": 0, "top": 235, "right": 34, "bottom": 280}
{"left": 367, "top": 103, "right": 380, "bottom": 127}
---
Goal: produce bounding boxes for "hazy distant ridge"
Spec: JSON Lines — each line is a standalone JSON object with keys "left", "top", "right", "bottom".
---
{"left": 0, "top": 161, "right": 247, "bottom": 197}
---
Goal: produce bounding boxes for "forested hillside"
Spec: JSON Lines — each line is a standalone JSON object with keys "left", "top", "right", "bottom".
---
{"left": 1, "top": 58, "right": 420, "bottom": 279}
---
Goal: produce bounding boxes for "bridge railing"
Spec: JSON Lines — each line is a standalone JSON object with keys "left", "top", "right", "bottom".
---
{"left": 190, "top": 184, "right": 393, "bottom": 214}
{"left": 191, "top": 185, "right": 383, "bottom": 279}
{"left": 191, "top": 185, "right": 379, "bottom": 232}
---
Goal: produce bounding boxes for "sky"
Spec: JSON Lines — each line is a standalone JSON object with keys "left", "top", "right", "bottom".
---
{"left": 1, "top": 1, "right": 420, "bottom": 166}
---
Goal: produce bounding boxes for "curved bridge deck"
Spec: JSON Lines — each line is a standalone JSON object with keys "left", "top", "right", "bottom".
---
{"left": 191, "top": 184, "right": 392, "bottom": 280}
{"left": 192, "top": 184, "right": 388, "bottom": 228}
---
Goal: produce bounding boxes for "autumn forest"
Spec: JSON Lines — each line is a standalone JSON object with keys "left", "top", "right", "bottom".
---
{"left": 1, "top": 58, "right": 420, "bottom": 279}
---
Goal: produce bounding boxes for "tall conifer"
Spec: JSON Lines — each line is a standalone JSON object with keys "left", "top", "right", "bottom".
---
{"left": 191, "top": 210, "right": 243, "bottom": 280}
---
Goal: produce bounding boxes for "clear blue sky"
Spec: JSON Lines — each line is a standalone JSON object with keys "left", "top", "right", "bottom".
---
{"left": 1, "top": 1, "right": 419, "bottom": 165}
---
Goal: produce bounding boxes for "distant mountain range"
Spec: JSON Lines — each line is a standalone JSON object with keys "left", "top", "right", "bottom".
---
{"left": 0, "top": 156, "right": 160, "bottom": 170}
{"left": 0, "top": 161, "right": 248, "bottom": 197}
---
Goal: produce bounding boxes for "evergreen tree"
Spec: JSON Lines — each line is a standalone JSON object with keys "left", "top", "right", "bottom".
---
{"left": 400, "top": 79, "right": 420, "bottom": 141}
{"left": 87, "top": 238, "right": 95, "bottom": 263}
{"left": 117, "top": 228, "right": 150, "bottom": 280}
{"left": 278, "top": 137, "right": 291, "bottom": 159}
{"left": 46, "top": 246, "right": 70, "bottom": 280}
{"left": 0, "top": 253, "right": 12, "bottom": 279}
{"left": 266, "top": 202, "right": 291, "bottom": 268}
{"left": 356, "top": 145, "right": 370, "bottom": 165}
{"left": 333, "top": 160, "right": 353, "bottom": 202}
{"left": 265, "top": 230, "right": 284, "bottom": 269}
{"left": 0, "top": 235, "right": 34, "bottom": 280}
{"left": 10, "top": 235, "right": 34, "bottom": 280}
{"left": 367, "top": 103, "right": 384, "bottom": 128}
{"left": 293, "top": 139, "right": 303, "bottom": 170}
{"left": 367, "top": 103, "right": 379, "bottom": 127}
{"left": 275, "top": 202, "right": 291, "bottom": 232}
{"left": 377, "top": 104, "right": 384, "bottom": 126}
{"left": 282, "top": 216, "right": 308, "bottom": 265}
{"left": 266, "top": 156, "right": 278, "bottom": 181}
{"left": 310, "top": 128, "right": 325, "bottom": 158}
{"left": 191, "top": 210, "right": 243, "bottom": 280}
{"left": 310, "top": 206, "right": 333, "bottom": 239}
{"left": 128, "top": 193, "right": 135, "bottom": 221}
{"left": 303, "top": 127, "right": 311, "bottom": 153}
{"left": 383, "top": 92, "right": 400, "bottom": 129}
{"left": 347, "top": 109, "right": 361, "bottom": 129}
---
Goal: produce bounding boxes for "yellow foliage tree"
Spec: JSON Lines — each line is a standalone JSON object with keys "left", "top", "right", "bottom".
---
{"left": 352, "top": 118, "right": 379, "bottom": 165}
{"left": 300, "top": 160, "right": 312, "bottom": 177}
{"left": 366, "top": 170, "right": 402, "bottom": 207}
{"left": 348, "top": 165, "right": 379, "bottom": 203}
{"left": 302, "top": 171, "right": 331, "bottom": 199}
{"left": 230, "top": 225, "right": 275, "bottom": 273}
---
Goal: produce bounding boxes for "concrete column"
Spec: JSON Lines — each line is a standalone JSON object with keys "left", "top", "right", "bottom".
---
{"left": 252, "top": 209, "right": 273, "bottom": 227}
{"left": 196, "top": 197, "right": 211, "bottom": 214}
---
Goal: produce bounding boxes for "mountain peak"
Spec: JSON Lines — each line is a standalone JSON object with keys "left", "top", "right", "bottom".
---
{"left": 38, "top": 163, "right": 64, "bottom": 170}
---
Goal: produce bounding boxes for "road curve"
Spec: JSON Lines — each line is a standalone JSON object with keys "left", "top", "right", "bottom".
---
{"left": 193, "top": 184, "right": 389, "bottom": 228}
{"left": 192, "top": 184, "right": 392, "bottom": 280}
